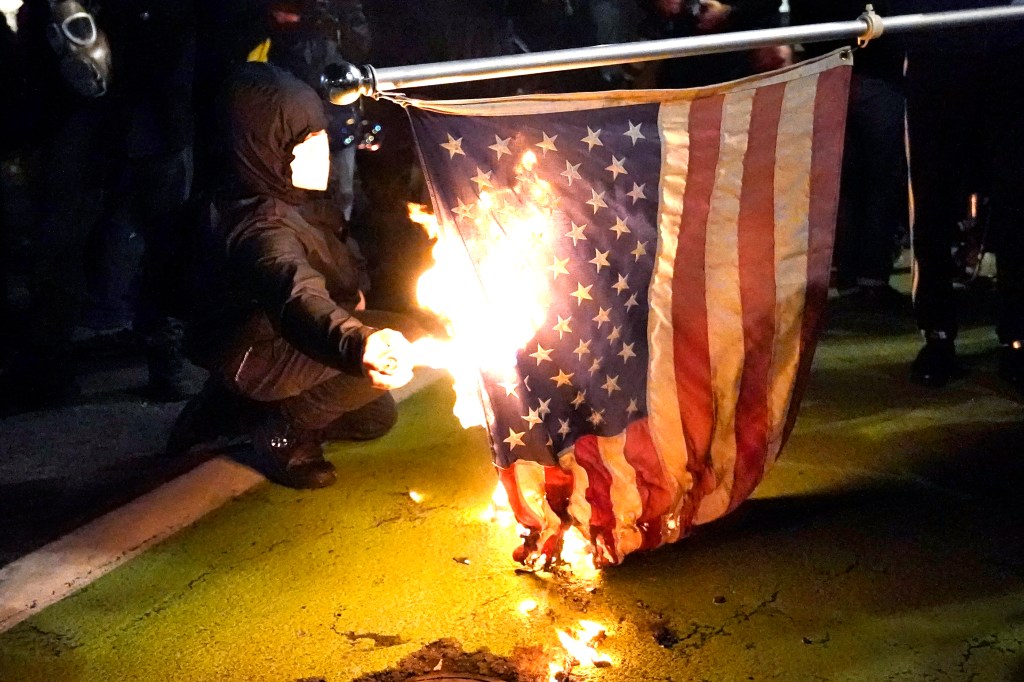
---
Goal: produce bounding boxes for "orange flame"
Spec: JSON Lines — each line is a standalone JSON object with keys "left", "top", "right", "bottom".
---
{"left": 407, "top": 150, "right": 560, "bottom": 429}
{"left": 549, "top": 620, "right": 612, "bottom": 680}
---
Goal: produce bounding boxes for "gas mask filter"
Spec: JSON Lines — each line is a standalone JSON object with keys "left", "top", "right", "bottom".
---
{"left": 46, "top": 0, "right": 112, "bottom": 98}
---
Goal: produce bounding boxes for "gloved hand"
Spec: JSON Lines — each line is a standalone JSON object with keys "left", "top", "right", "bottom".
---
{"left": 363, "top": 328, "right": 413, "bottom": 390}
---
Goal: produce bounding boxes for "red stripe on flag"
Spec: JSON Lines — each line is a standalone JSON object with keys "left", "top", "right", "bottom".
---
{"left": 497, "top": 466, "right": 542, "bottom": 531}
{"left": 673, "top": 94, "right": 725, "bottom": 523}
{"left": 543, "top": 465, "right": 573, "bottom": 521}
{"left": 729, "top": 82, "right": 787, "bottom": 512}
{"left": 781, "top": 66, "right": 851, "bottom": 444}
{"left": 572, "top": 434, "right": 619, "bottom": 564}
{"left": 622, "top": 419, "right": 676, "bottom": 550}
{"left": 539, "top": 466, "right": 573, "bottom": 559}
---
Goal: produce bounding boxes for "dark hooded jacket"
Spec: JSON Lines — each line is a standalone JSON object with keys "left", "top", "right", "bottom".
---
{"left": 187, "top": 63, "right": 372, "bottom": 376}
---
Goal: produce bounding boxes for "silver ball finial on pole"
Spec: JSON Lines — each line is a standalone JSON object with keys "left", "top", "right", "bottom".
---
{"left": 321, "top": 61, "right": 375, "bottom": 106}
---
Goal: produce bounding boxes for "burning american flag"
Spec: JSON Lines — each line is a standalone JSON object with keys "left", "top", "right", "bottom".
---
{"left": 402, "top": 50, "right": 851, "bottom": 566}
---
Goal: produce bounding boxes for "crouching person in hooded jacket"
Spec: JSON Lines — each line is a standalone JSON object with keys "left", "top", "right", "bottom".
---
{"left": 168, "top": 63, "right": 414, "bottom": 489}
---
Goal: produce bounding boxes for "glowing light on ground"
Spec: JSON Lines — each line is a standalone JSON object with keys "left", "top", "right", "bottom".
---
{"left": 479, "top": 482, "right": 517, "bottom": 526}
{"left": 517, "top": 599, "right": 538, "bottom": 614}
{"left": 407, "top": 490, "right": 424, "bottom": 504}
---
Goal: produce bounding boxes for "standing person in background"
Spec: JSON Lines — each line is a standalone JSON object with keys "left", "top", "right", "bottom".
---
{"left": 0, "top": 0, "right": 197, "bottom": 414}
{"left": 790, "top": 0, "right": 908, "bottom": 305}
{"left": 900, "top": 0, "right": 1024, "bottom": 389}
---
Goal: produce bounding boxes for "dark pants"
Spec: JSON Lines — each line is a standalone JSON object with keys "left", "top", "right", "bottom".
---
{"left": 833, "top": 73, "right": 907, "bottom": 286}
{"left": 20, "top": 104, "right": 192, "bottom": 383}
{"left": 907, "top": 45, "right": 1024, "bottom": 343}
{"left": 214, "top": 310, "right": 412, "bottom": 434}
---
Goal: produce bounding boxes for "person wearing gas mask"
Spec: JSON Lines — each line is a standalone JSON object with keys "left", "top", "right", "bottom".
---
{"left": 1, "top": 0, "right": 197, "bottom": 413}
{"left": 167, "top": 63, "right": 415, "bottom": 490}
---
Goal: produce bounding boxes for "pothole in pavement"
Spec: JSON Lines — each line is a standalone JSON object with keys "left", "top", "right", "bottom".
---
{"left": 309, "top": 638, "right": 551, "bottom": 682}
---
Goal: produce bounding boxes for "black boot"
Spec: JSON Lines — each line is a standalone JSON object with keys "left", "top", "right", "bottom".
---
{"left": 255, "top": 413, "right": 336, "bottom": 489}
{"left": 142, "top": 318, "right": 194, "bottom": 402}
{"left": 998, "top": 341, "right": 1024, "bottom": 392}
{"left": 911, "top": 337, "right": 959, "bottom": 387}
{"left": 165, "top": 379, "right": 262, "bottom": 456}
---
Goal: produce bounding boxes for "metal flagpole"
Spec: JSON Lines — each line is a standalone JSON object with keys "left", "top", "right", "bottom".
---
{"left": 323, "top": 5, "right": 1024, "bottom": 104}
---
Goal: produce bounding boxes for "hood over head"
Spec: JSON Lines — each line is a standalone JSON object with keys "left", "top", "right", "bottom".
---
{"left": 225, "top": 62, "right": 328, "bottom": 204}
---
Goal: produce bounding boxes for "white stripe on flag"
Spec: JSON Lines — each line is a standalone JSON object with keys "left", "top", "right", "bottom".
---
{"left": 597, "top": 432, "right": 645, "bottom": 559}
{"left": 648, "top": 99, "right": 693, "bottom": 544}
{"left": 513, "top": 461, "right": 563, "bottom": 552}
{"left": 695, "top": 89, "right": 755, "bottom": 525}
{"left": 765, "top": 75, "right": 819, "bottom": 472}
{"left": 559, "top": 450, "right": 593, "bottom": 541}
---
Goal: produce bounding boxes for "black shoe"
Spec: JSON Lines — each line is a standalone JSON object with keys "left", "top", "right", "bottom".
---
{"left": 165, "top": 379, "right": 261, "bottom": 456}
{"left": 998, "top": 342, "right": 1024, "bottom": 392}
{"left": 255, "top": 414, "right": 336, "bottom": 489}
{"left": 144, "top": 319, "right": 193, "bottom": 402}
{"left": 911, "top": 339, "right": 959, "bottom": 387}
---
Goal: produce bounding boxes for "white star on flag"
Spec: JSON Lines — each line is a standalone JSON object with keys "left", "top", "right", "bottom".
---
{"left": 440, "top": 133, "right": 465, "bottom": 158}
{"left": 586, "top": 189, "right": 608, "bottom": 214}
{"left": 589, "top": 249, "right": 610, "bottom": 272}
{"left": 610, "top": 216, "right": 631, "bottom": 239}
{"left": 624, "top": 121, "right": 645, "bottom": 145}
{"left": 523, "top": 408, "right": 544, "bottom": 428}
{"left": 605, "top": 156, "right": 628, "bottom": 180}
{"left": 529, "top": 344, "right": 553, "bottom": 364}
{"left": 488, "top": 135, "right": 512, "bottom": 159}
{"left": 626, "top": 182, "right": 647, "bottom": 203}
{"left": 552, "top": 369, "right": 574, "bottom": 388}
{"left": 565, "top": 222, "right": 588, "bottom": 246}
{"left": 601, "top": 375, "right": 621, "bottom": 396}
{"left": 471, "top": 168, "right": 493, "bottom": 191}
{"left": 536, "top": 131, "right": 558, "bottom": 154}
{"left": 631, "top": 240, "right": 647, "bottom": 261}
{"left": 452, "top": 198, "right": 474, "bottom": 222}
{"left": 552, "top": 315, "right": 572, "bottom": 339}
{"left": 503, "top": 428, "right": 526, "bottom": 449}
{"left": 548, "top": 256, "right": 570, "bottom": 280}
{"left": 581, "top": 127, "right": 603, "bottom": 151}
{"left": 561, "top": 160, "right": 582, "bottom": 186}
{"left": 570, "top": 282, "right": 594, "bottom": 305}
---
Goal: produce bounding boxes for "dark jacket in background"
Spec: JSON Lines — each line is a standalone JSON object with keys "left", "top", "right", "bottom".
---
{"left": 639, "top": 0, "right": 783, "bottom": 88}
{"left": 789, "top": 0, "right": 904, "bottom": 82}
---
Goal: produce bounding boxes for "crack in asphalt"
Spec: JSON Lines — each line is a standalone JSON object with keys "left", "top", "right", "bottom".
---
{"left": 668, "top": 588, "right": 784, "bottom": 655}
{"left": 22, "top": 623, "right": 82, "bottom": 655}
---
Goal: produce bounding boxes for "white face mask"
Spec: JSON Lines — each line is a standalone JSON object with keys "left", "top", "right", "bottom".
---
{"left": 290, "top": 130, "right": 331, "bottom": 191}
